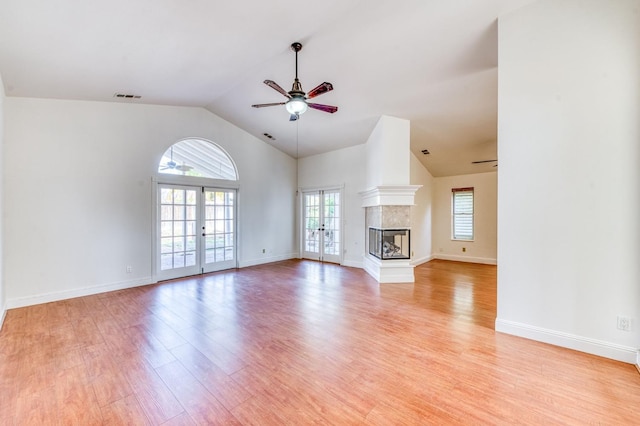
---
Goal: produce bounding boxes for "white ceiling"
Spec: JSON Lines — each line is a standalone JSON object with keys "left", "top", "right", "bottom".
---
{"left": 0, "top": 0, "right": 536, "bottom": 177}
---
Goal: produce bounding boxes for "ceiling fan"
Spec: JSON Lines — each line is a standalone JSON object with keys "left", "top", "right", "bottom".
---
{"left": 472, "top": 159, "right": 498, "bottom": 167}
{"left": 251, "top": 42, "right": 338, "bottom": 121}
{"left": 160, "top": 147, "right": 193, "bottom": 172}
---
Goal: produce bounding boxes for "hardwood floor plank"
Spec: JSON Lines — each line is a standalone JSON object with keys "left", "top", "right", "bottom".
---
{"left": 178, "top": 326, "right": 247, "bottom": 375}
{"left": 0, "top": 259, "right": 638, "bottom": 424}
{"left": 230, "top": 396, "right": 292, "bottom": 426}
{"left": 170, "top": 343, "right": 252, "bottom": 410}
{"left": 155, "top": 360, "right": 241, "bottom": 425}
{"left": 91, "top": 366, "right": 134, "bottom": 408}
{"left": 13, "top": 384, "right": 59, "bottom": 425}
{"left": 120, "top": 356, "right": 186, "bottom": 424}
{"left": 124, "top": 324, "right": 177, "bottom": 368}
{"left": 54, "top": 365, "right": 103, "bottom": 425}
{"left": 160, "top": 412, "right": 198, "bottom": 426}
{"left": 101, "top": 394, "right": 152, "bottom": 425}
{"left": 72, "top": 316, "right": 106, "bottom": 347}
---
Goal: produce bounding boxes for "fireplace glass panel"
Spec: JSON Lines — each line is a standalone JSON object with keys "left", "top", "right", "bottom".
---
{"left": 369, "top": 228, "right": 410, "bottom": 260}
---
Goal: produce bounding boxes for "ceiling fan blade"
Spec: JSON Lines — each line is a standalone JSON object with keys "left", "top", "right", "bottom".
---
{"left": 471, "top": 159, "right": 498, "bottom": 164}
{"left": 289, "top": 114, "right": 299, "bottom": 121}
{"left": 307, "top": 82, "right": 333, "bottom": 99}
{"left": 264, "top": 80, "right": 291, "bottom": 99}
{"left": 176, "top": 165, "right": 193, "bottom": 172}
{"left": 252, "top": 102, "right": 286, "bottom": 108}
{"left": 308, "top": 103, "right": 338, "bottom": 114}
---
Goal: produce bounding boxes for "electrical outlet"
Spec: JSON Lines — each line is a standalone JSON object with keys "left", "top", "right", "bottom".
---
{"left": 617, "top": 316, "right": 632, "bottom": 332}
{"left": 462, "top": 247, "right": 466, "bottom": 252}
{"left": 126, "top": 265, "right": 132, "bottom": 273}
{"left": 262, "top": 248, "right": 266, "bottom": 254}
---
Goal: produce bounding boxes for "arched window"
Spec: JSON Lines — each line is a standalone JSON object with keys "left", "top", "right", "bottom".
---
{"left": 158, "top": 138, "right": 238, "bottom": 181}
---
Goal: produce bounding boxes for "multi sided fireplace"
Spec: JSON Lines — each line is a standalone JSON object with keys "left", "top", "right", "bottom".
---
{"left": 368, "top": 227, "right": 410, "bottom": 260}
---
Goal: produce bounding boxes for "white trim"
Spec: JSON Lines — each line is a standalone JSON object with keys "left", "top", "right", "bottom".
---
{"left": 359, "top": 185, "right": 422, "bottom": 207}
{"left": 238, "top": 252, "right": 298, "bottom": 268}
{"left": 153, "top": 174, "right": 240, "bottom": 190}
{"left": 0, "top": 303, "right": 6, "bottom": 331}
{"left": 6, "top": 276, "right": 155, "bottom": 310}
{"left": 342, "top": 259, "right": 364, "bottom": 269}
{"left": 433, "top": 253, "right": 497, "bottom": 265}
{"left": 636, "top": 350, "right": 640, "bottom": 372}
{"left": 299, "top": 183, "right": 344, "bottom": 193}
{"left": 411, "top": 254, "right": 434, "bottom": 266}
{"left": 495, "top": 318, "right": 638, "bottom": 364}
{"left": 364, "top": 255, "right": 415, "bottom": 283}
{"left": 299, "top": 186, "right": 344, "bottom": 265}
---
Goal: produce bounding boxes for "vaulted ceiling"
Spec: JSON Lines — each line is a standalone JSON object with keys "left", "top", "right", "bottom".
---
{"left": 0, "top": 0, "right": 535, "bottom": 176}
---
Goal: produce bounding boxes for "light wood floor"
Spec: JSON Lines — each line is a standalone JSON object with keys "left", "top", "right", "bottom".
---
{"left": 1, "top": 259, "right": 639, "bottom": 424}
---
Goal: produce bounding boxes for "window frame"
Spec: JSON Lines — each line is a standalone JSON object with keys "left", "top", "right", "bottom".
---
{"left": 451, "top": 187, "right": 474, "bottom": 241}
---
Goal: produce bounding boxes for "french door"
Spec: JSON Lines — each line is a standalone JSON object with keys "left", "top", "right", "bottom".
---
{"left": 302, "top": 189, "right": 341, "bottom": 263}
{"left": 157, "top": 184, "right": 236, "bottom": 280}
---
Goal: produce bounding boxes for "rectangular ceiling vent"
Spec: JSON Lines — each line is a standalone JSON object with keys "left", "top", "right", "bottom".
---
{"left": 113, "top": 93, "right": 141, "bottom": 99}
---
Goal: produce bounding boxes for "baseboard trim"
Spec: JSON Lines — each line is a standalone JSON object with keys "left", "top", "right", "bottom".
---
{"left": 0, "top": 303, "right": 6, "bottom": 331}
{"left": 411, "top": 255, "right": 434, "bottom": 266}
{"left": 6, "top": 276, "right": 155, "bottom": 310}
{"left": 342, "top": 259, "right": 364, "bottom": 269}
{"left": 434, "top": 254, "right": 497, "bottom": 265}
{"left": 495, "top": 318, "right": 637, "bottom": 364}
{"left": 238, "top": 253, "right": 298, "bottom": 268}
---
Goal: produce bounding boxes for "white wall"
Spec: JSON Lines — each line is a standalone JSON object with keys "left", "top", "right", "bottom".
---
{"left": 497, "top": 0, "right": 640, "bottom": 363}
{"left": 4, "top": 98, "right": 296, "bottom": 307}
{"left": 0, "top": 73, "right": 5, "bottom": 327}
{"left": 432, "top": 172, "right": 497, "bottom": 264}
{"left": 410, "top": 153, "right": 434, "bottom": 265}
{"left": 365, "top": 115, "right": 411, "bottom": 188}
{"left": 298, "top": 144, "right": 367, "bottom": 268}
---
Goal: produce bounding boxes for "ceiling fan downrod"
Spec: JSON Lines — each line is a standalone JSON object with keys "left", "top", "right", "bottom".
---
{"left": 290, "top": 42, "right": 304, "bottom": 94}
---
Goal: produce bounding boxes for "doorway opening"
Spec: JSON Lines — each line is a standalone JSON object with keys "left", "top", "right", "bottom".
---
{"left": 301, "top": 188, "right": 342, "bottom": 264}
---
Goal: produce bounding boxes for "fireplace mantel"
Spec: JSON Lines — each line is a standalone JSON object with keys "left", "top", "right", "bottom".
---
{"left": 359, "top": 185, "right": 422, "bottom": 207}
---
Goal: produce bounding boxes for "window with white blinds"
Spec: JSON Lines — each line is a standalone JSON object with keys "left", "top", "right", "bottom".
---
{"left": 452, "top": 187, "right": 474, "bottom": 240}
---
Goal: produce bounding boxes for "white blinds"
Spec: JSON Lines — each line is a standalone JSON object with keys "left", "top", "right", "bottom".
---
{"left": 452, "top": 187, "right": 474, "bottom": 240}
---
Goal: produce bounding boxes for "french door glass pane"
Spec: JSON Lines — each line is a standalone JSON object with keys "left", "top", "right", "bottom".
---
{"left": 323, "top": 191, "right": 340, "bottom": 256}
{"left": 204, "top": 190, "right": 235, "bottom": 266}
{"left": 305, "top": 193, "right": 320, "bottom": 253}
{"left": 159, "top": 187, "right": 198, "bottom": 271}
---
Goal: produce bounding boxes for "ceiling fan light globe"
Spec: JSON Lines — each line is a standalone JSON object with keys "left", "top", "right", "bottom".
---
{"left": 285, "top": 97, "right": 308, "bottom": 115}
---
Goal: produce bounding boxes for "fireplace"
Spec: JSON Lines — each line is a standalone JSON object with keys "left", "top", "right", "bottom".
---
{"left": 360, "top": 185, "right": 421, "bottom": 283}
{"left": 368, "top": 227, "right": 410, "bottom": 260}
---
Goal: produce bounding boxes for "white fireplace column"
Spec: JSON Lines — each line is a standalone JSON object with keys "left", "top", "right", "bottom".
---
{"left": 360, "top": 185, "right": 421, "bottom": 283}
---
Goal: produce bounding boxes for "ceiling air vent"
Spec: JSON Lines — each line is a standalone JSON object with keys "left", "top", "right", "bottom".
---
{"left": 263, "top": 132, "right": 276, "bottom": 140}
{"left": 421, "top": 149, "right": 430, "bottom": 155}
{"left": 113, "top": 93, "right": 141, "bottom": 99}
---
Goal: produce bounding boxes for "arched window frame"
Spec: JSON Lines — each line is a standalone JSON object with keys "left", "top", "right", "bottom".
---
{"left": 156, "top": 138, "right": 239, "bottom": 188}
